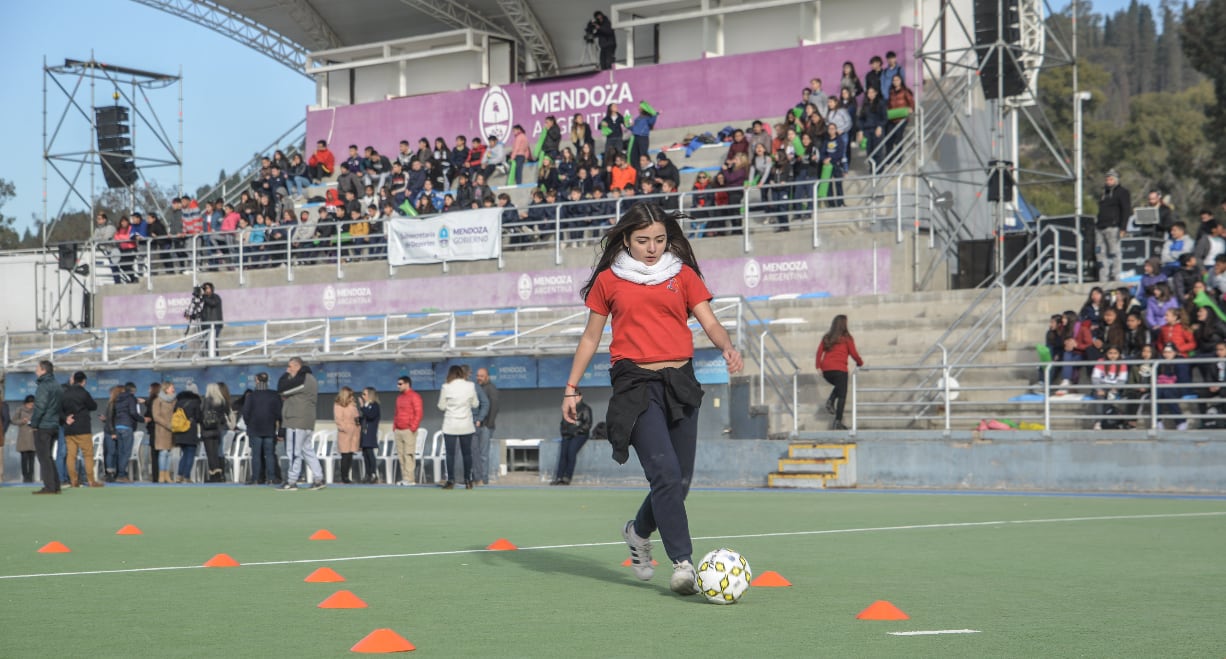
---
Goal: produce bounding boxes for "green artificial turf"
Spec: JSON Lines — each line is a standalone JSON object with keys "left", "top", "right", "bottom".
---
{"left": 1, "top": 486, "right": 1223, "bottom": 658}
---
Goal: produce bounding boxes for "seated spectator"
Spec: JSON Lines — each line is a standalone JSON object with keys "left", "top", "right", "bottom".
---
{"left": 1193, "top": 306, "right": 1226, "bottom": 364}
{"left": 496, "top": 192, "right": 517, "bottom": 233}
{"left": 1172, "top": 254, "right": 1204, "bottom": 305}
{"left": 464, "top": 137, "right": 486, "bottom": 179}
{"left": 706, "top": 171, "right": 732, "bottom": 232}
{"left": 1211, "top": 254, "right": 1226, "bottom": 301}
{"left": 636, "top": 154, "right": 656, "bottom": 190}
{"left": 577, "top": 143, "right": 599, "bottom": 172}
{"left": 414, "top": 137, "right": 432, "bottom": 165}
{"left": 1199, "top": 341, "right": 1226, "bottom": 425}
{"left": 1155, "top": 343, "right": 1191, "bottom": 430}
{"left": 1161, "top": 222, "right": 1193, "bottom": 275}
{"left": 359, "top": 185, "right": 378, "bottom": 214}
{"left": 449, "top": 136, "right": 469, "bottom": 186}
{"left": 338, "top": 144, "right": 364, "bottom": 196}
{"left": 1136, "top": 257, "right": 1167, "bottom": 303}
{"left": 1055, "top": 335, "right": 1082, "bottom": 395}
{"left": 1101, "top": 307, "right": 1125, "bottom": 353}
{"left": 415, "top": 192, "right": 437, "bottom": 216}
{"left": 1080, "top": 286, "right": 1107, "bottom": 324}
{"left": 471, "top": 173, "right": 494, "bottom": 205}
{"left": 725, "top": 129, "right": 750, "bottom": 166}
{"left": 654, "top": 153, "right": 680, "bottom": 190}
{"left": 441, "top": 194, "right": 457, "bottom": 213}
{"left": 1091, "top": 346, "right": 1128, "bottom": 429}
{"left": 453, "top": 172, "right": 474, "bottom": 209}
{"left": 1073, "top": 311, "right": 1104, "bottom": 363}
{"left": 482, "top": 135, "right": 507, "bottom": 180}
{"left": 396, "top": 139, "right": 414, "bottom": 168}
{"left": 1111, "top": 287, "right": 1141, "bottom": 317}
{"left": 1121, "top": 342, "right": 1155, "bottom": 425}
{"left": 537, "top": 156, "right": 560, "bottom": 194}
{"left": 563, "top": 187, "right": 589, "bottom": 241}
{"left": 1044, "top": 313, "right": 1067, "bottom": 363}
{"left": 556, "top": 148, "right": 577, "bottom": 195}
{"left": 346, "top": 207, "right": 371, "bottom": 258}
{"left": 406, "top": 160, "right": 427, "bottom": 197}
{"left": 609, "top": 153, "right": 636, "bottom": 191}
{"left": 286, "top": 154, "right": 310, "bottom": 198}
{"left": 658, "top": 179, "right": 680, "bottom": 211}
{"left": 1194, "top": 219, "right": 1226, "bottom": 266}
{"left": 723, "top": 152, "right": 750, "bottom": 212}
{"left": 1146, "top": 282, "right": 1179, "bottom": 329}
{"left": 1157, "top": 307, "right": 1196, "bottom": 357}
{"left": 308, "top": 140, "right": 334, "bottom": 183}
{"left": 431, "top": 137, "right": 452, "bottom": 185}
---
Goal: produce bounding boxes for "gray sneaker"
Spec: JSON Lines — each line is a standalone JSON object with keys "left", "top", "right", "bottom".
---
{"left": 277, "top": 483, "right": 297, "bottom": 492}
{"left": 307, "top": 481, "right": 327, "bottom": 491}
{"left": 621, "top": 521, "right": 654, "bottom": 581}
{"left": 670, "top": 560, "right": 699, "bottom": 596}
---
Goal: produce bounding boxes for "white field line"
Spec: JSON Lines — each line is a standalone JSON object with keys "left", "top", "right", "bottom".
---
{"left": 2, "top": 510, "right": 1222, "bottom": 581}
{"left": 889, "top": 630, "right": 982, "bottom": 636}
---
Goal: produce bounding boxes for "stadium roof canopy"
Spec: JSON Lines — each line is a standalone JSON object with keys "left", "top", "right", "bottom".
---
{"left": 135, "top": 0, "right": 600, "bottom": 77}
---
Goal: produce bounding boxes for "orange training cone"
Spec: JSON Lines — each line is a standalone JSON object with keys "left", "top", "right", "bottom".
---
{"left": 319, "top": 590, "right": 368, "bottom": 609}
{"left": 856, "top": 600, "right": 909, "bottom": 621}
{"left": 310, "top": 529, "right": 337, "bottom": 541}
{"left": 116, "top": 524, "right": 143, "bottom": 536}
{"left": 203, "top": 553, "right": 240, "bottom": 568}
{"left": 305, "top": 567, "right": 346, "bottom": 583}
{"left": 486, "top": 538, "right": 517, "bottom": 551}
{"left": 621, "top": 558, "right": 659, "bottom": 567}
{"left": 37, "top": 541, "right": 71, "bottom": 554}
{"left": 351, "top": 628, "right": 416, "bottom": 653}
{"left": 750, "top": 571, "right": 792, "bottom": 587}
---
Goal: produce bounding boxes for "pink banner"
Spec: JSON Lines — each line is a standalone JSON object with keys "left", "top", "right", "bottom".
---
{"left": 306, "top": 31, "right": 914, "bottom": 156}
{"left": 100, "top": 248, "right": 890, "bottom": 326}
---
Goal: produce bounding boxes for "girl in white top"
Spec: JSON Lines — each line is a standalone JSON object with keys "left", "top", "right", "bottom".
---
{"left": 437, "top": 365, "right": 479, "bottom": 489}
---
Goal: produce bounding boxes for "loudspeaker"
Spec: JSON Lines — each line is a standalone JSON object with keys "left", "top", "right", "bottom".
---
{"left": 57, "top": 243, "right": 78, "bottom": 271}
{"left": 987, "top": 159, "right": 1015, "bottom": 203}
{"left": 973, "top": 0, "right": 1026, "bottom": 99}
{"left": 956, "top": 238, "right": 994, "bottom": 289}
{"left": 95, "top": 105, "right": 138, "bottom": 188}
{"left": 1038, "top": 215, "right": 1097, "bottom": 281}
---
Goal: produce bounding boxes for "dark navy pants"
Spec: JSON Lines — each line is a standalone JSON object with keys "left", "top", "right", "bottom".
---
{"left": 630, "top": 380, "right": 699, "bottom": 564}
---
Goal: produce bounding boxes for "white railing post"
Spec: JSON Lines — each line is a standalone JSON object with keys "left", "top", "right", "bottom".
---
{"left": 1054, "top": 229, "right": 1061, "bottom": 284}
{"left": 1075, "top": 225, "right": 1084, "bottom": 285}
{"left": 942, "top": 364, "right": 952, "bottom": 432}
{"left": 811, "top": 181, "right": 820, "bottom": 248}
{"left": 336, "top": 233, "right": 344, "bottom": 280}
{"left": 850, "top": 369, "right": 858, "bottom": 435}
{"left": 190, "top": 237, "right": 198, "bottom": 286}
{"left": 144, "top": 240, "right": 153, "bottom": 291}
{"left": 323, "top": 318, "right": 332, "bottom": 354}
{"left": 237, "top": 236, "right": 245, "bottom": 287}
{"left": 1042, "top": 363, "right": 1052, "bottom": 435}
{"left": 999, "top": 280, "right": 1007, "bottom": 341}
{"left": 102, "top": 331, "right": 110, "bottom": 363}
{"left": 448, "top": 313, "right": 456, "bottom": 349}
{"left": 1149, "top": 366, "right": 1159, "bottom": 435}
{"left": 758, "top": 332, "right": 767, "bottom": 406}
{"left": 742, "top": 192, "right": 751, "bottom": 253}
{"left": 895, "top": 176, "right": 903, "bottom": 243}
{"left": 555, "top": 205, "right": 563, "bottom": 265}
{"left": 791, "top": 373, "right": 798, "bottom": 435}
{"left": 208, "top": 326, "right": 216, "bottom": 359}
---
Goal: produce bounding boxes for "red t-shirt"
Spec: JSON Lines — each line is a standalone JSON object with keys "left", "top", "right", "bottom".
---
{"left": 586, "top": 264, "right": 713, "bottom": 364}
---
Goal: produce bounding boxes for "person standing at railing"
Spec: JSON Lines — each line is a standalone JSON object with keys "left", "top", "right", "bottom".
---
{"left": 92, "top": 212, "right": 120, "bottom": 284}
{"left": 885, "top": 74, "right": 915, "bottom": 160}
{"left": 816, "top": 315, "right": 864, "bottom": 431}
{"left": 858, "top": 86, "right": 888, "bottom": 169}
{"left": 819, "top": 122, "right": 849, "bottom": 208}
{"left": 114, "top": 216, "right": 139, "bottom": 284}
{"left": 563, "top": 203, "right": 742, "bottom": 597}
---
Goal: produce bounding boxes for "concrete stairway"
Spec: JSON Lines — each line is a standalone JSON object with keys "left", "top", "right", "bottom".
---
{"left": 767, "top": 443, "right": 857, "bottom": 489}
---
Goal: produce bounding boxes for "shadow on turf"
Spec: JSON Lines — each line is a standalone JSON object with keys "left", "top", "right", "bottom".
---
{"left": 478, "top": 547, "right": 708, "bottom": 603}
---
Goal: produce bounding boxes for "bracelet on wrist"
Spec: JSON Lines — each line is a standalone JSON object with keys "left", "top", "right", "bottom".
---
{"left": 563, "top": 394, "right": 582, "bottom": 398}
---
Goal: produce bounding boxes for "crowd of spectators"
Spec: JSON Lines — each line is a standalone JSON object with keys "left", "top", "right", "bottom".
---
{"left": 84, "top": 50, "right": 915, "bottom": 278}
{"left": 1043, "top": 222, "right": 1226, "bottom": 428}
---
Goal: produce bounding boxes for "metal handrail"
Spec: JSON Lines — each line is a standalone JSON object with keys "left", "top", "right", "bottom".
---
{"left": 196, "top": 118, "right": 307, "bottom": 208}
{"left": 852, "top": 355, "right": 1226, "bottom": 437}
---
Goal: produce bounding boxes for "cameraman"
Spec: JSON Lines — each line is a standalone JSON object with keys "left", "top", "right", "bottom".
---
{"left": 587, "top": 11, "right": 616, "bottom": 71}
{"left": 198, "top": 282, "right": 224, "bottom": 354}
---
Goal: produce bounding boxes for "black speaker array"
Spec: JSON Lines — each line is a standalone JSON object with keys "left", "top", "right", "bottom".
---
{"left": 973, "top": 0, "right": 1027, "bottom": 99}
{"left": 96, "top": 105, "right": 138, "bottom": 188}
{"left": 987, "top": 159, "right": 1015, "bottom": 203}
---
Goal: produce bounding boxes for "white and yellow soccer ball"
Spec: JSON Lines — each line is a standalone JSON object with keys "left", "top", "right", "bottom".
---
{"left": 696, "top": 548, "right": 752, "bottom": 604}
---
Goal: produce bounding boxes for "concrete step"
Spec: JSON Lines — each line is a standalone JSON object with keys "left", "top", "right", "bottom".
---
{"left": 767, "top": 473, "right": 833, "bottom": 488}
{"left": 777, "top": 459, "right": 837, "bottom": 475}
{"left": 787, "top": 444, "right": 851, "bottom": 459}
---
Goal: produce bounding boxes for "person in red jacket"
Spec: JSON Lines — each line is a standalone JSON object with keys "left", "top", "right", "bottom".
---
{"left": 307, "top": 140, "right": 336, "bottom": 183}
{"left": 1157, "top": 307, "right": 1197, "bottom": 357}
{"left": 392, "top": 375, "right": 423, "bottom": 485}
{"left": 815, "top": 314, "right": 864, "bottom": 430}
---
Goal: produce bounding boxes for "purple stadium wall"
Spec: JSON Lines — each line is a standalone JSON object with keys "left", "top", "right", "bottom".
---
{"left": 305, "top": 30, "right": 916, "bottom": 154}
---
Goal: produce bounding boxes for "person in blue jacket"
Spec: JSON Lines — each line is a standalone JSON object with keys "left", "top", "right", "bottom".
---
{"left": 818, "top": 122, "right": 849, "bottom": 207}
{"left": 628, "top": 106, "right": 658, "bottom": 174}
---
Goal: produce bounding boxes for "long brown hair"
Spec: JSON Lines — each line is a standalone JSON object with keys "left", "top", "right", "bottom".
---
{"left": 822, "top": 314, "right": 852, "bottom": 350}
{"left": 580, "top": 203, "right": 704, "bottom": 301}
{"left": 445, "top": 365, "right": 465, "bottom": 384}
{"left": 335, "top": 386, "right": 355, "bottom": 406}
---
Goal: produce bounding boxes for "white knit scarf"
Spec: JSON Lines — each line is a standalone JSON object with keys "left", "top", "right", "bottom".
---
{"left": 610, "top": 250, "right": 682, "bottom": 285}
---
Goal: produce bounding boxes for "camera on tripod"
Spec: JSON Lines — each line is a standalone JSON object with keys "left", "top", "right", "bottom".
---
{"left": 184, "top": 285, "right": 205, "bottom": 321}
{"left": 584, "top": 20, "right": 598, "bottom": 44}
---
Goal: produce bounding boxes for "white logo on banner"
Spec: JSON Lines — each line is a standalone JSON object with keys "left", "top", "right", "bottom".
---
{"left": 323, "top": 285, "right": 337, "bottom": 312}
{"left": 743, "top": 259, "right": 761, "bottom": 289}
{"left": 154, "top": 295, "right": 167, "bottom": 320}
{"left": 479, "top": 86, "right": 513, "bottom": 143}
{"left": 517, "top": 273, "right": 533, "bottom": 301}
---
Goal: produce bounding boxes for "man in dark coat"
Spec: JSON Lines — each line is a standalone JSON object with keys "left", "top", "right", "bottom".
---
{"left": 61, "top": 371, "right": 102, "bottom": 488}
{"left": 30, "top": 361, "right": 64, "bottom": 494}
{"left": 241, "top": 373, "right": 282, "bottom": 485}
{"left": 1096, "top": 169, "right": 1131, "bottom": 282}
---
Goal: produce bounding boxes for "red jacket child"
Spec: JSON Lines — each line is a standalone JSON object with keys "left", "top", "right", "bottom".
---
{"left": 816, "top": 336, "right": 864, "bottom": 373}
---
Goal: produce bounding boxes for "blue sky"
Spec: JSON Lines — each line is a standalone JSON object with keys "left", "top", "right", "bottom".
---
{"left": 0, "top": 0, "right": 312, "bottom": 235}
{"left": 0, "top": 0, "right": 1156, "bottom": 237}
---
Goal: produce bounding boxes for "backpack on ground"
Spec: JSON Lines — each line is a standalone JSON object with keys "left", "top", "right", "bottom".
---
{"left": 171, "top": 407, "right": 191, "bottom": 433}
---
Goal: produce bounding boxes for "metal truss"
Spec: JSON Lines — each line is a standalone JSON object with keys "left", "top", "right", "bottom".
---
{"left": 279, "top": 0, "right": 344, "bottom": 51}
{"left": 496, "top": 0, "right": 558, "bottom": 75}
{"left": 130, "top": 0, "right": 312, "bottom": 76}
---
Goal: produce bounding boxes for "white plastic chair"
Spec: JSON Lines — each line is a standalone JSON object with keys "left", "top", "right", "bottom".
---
{"left": 193, "top": 441, "right": 210, "bottom": 483}
{"left": 91, "top": 432, "right": 105, "bottom": 482}
{"left": 226, "top": 433, "right": 250, "bottom": 483}
{"left": 418, "top": 430, "right": 447, "bottom": 484}
{"left": 130, "top": 430, "right": 147, "bottom": 481}
{"left": 376, "top": 431, "right": 399, "bottom": 484}
{"left": 309, "top": 430, "right": 338, "bottom": 484}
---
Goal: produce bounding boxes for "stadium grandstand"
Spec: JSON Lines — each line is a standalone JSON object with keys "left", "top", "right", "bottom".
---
{"left": 2, "top": 0, "right": 1224, "bottom": 497}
